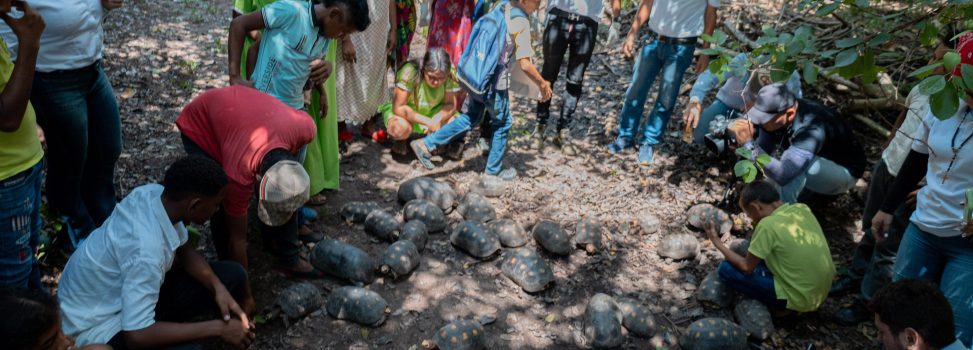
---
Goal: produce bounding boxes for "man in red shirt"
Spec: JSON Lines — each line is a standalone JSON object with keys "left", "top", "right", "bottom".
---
{"left": 176, "top": 86, "right": 322, "bottom": 312}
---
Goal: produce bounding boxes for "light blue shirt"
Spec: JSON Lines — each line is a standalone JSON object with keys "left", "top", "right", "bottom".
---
{"left": 251, "top": 0, "right": 330, "bottom": 109}
{"left": 689, "top": 53, "right": 803, "bottom": 111}
{"left": 58, "top": 184, "right": 188, "bottom": 346}
{"left": 940, "top": 339, "right": 970, "bottom": 350}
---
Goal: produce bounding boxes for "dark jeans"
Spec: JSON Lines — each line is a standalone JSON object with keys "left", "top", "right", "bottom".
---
{"left": 107, "top": 261, "right": 248, "bottom": 350}
{"left": 718, "top": 261, "right": 788, "bottom": 310}
{"left": 536, "top": 8, "right": 597, "bottom": 131}
{"left": 31, "top": 61, "right": 121, "bottom": 238}
{"left": 849, "top": 159, "right": 911, "bottom": 299}
{"left": 181, "top": 136, "right": 302, "bottom": 266}
{"left": 0, "top": 161, "right": 43, "bottom": 289}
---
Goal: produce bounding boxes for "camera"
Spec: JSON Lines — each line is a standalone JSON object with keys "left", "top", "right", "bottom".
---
{"left": 703, "top": 114, "right": 742, "bottom": 155}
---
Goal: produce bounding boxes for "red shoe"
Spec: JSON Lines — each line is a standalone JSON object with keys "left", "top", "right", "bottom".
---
{"left": 339, "top": 130, "right": 354, "bottom": 142}
{"left": 372, "top": 130, "right": 388, "bottom": 143}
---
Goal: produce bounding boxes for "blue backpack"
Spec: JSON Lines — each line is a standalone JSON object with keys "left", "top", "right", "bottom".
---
{"left": 457, "top": 1, "right": 526, "bottom": 101}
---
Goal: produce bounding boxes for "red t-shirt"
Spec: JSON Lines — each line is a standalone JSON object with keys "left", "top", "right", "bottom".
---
{"left": 176, "top": 86, "right": 315, "bottom": 216}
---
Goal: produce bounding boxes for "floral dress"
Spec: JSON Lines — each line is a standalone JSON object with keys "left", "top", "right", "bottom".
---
{"left": 426, "top": 0, "right": 474, "bottom": 65}
{"left": 393, "top": 0, "right": 417, "bottom": 66}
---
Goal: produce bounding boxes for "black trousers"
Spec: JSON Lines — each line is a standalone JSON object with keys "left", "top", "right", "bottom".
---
{"left": 536, "top": 8, "right": 598, "bottom": 131}
{"left": 181, "top": 135, "right": 302, "bottom": 266}
{"left": 107, "top": 261, "right": 248, "bottom": 350}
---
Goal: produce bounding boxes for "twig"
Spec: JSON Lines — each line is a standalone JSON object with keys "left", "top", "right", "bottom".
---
{"left": 849, "top": 97, "right": 903, "bottom": 111}
{"left": 850, "top": 113, "right": 891, "bottom": 137}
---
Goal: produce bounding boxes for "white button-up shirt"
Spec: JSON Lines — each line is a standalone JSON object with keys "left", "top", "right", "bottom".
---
{"left": 59, "top": 184, "right": 188, "bottom": 346}
{"left": 647, "top": 0, "right": 720, "bottom": 39}
{"left": 0, "top": 0, "right": 105, "bottom": 72}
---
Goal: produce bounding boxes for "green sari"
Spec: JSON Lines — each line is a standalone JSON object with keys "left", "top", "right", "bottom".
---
{"left": 302, "top": 42, "right": 340, "bottom": 193}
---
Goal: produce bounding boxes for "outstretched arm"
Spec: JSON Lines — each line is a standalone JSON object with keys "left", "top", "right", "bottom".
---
{"left": 228, "top": 12, "right": 266, "bottom": 86}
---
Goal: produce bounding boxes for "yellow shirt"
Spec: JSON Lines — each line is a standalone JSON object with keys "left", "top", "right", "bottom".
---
{"left": 0, "top": 37, "right": 43, "bottom": 180}
{"left": 748, "top": 203, "right": 835, "bottom": 312}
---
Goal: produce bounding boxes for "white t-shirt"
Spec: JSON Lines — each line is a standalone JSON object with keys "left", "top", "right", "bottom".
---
{"left": 910, "top": 101, "right": 973, "bottom": 237}
{"left": 0, "top": 0, "right": 105, "bottom": 72}
{"left": 547, "top": 0, "right": 605, "bottom": 22}
{"left": 59, "top": 184, "right": 189, "bottom": 346}
{"left": 647, "top": 0, "right": 720, "bottom": 39}
{"left": 882, "top": 86, "right": 929, "bottom": 176}
{"left": 495, "top": 6, "right": 532, "bottom": 91}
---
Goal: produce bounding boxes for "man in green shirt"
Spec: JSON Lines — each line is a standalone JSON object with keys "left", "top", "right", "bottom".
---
{"left": 705, "top": 180, "right": 835, "bottom": 313}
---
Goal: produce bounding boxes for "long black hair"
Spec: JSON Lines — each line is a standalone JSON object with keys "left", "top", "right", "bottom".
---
{"left": 0, "top": 286, "right": 61, "bottom": 350}
{"left": 409, "top": 47, "right": 454, "bottom": 106}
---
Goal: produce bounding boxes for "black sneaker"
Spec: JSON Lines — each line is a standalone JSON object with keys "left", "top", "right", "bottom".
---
{"left": 833, "top": 299, "right": 870, "bottom": 326}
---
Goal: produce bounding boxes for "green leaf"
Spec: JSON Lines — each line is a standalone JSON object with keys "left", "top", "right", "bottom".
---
{"left": 709, "top": 56, "right": 725, "bottom": 75}
{"left": 944, "top": 51, "right": 962, "bottom": 72}
{"left": 761, "top": 25, "right": 777, "bottom": 38}
{"left": 735, "top": 147, "right": 753, "bottom": 159}
{"left": 755, "top": 154, "right": 772, "bottom": 168}
{"left": 919, "top": 21, "right": 939, "bottom": 47}
{"left": 834, "top": 49, "right": 859, "bottom": 68}
{"left": 860, "top": 49, "right": 880, "bottom": 85}
{"left": 815, "top": 2, "right": 841, "bottom": 16}
{"left": 700, "top": 33, "right": 715, "bottom": 43}
{"left": 854, "top": 0, "right": 869, "bottom": 7}
{"left": 803, "top": 60, "right": 818, "bottom": 85}
{"left": 917, "top": 75, "right": 947, "bottom": 95}
{"left": 698, "top": 48, "right": 721, "bottom": 56}
{"left": 734, "top": 161, "right": 758, "bottom": 183}
{"left": 818, "top": 50, "right": 839, "bottom": 59}
{"left": 909, "top": 62, "right": 943, "bottom": 78}
{"left": 962, "top": 64, "right": 973, "bottom": 91}
{"left": 755, "top": 35, "right": 777, "bottom": 46}
{"left": 867, "top": 33, "right": 892, "bottom": 47}
{"left": 713, "top": 30, "right": 728, "bottom": 45}
{"left": 785, "top": 40, "right": 805, "bottom": 57}
{"left": 878, "top": 52, "right": 904, "bottom": 61}
{"left": 835, "top": 37, "right": 862, "bottom": 49}
{"left": 930, "top": 84, "right": 959, "bottom": 120}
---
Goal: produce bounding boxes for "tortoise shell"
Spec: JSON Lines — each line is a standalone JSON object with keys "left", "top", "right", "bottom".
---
{"left": 697, "top": 270, "right": 737, "bottom": 309}
{"left": 532, "top": 220, "right": 572, "bottom": 256}
{"left": 574, "top": 219, "right": 604, "bottom": 254}
{"left": 449, "top": 221, "right": 502, "bottom": 260}
{"left": 325, "top": 286, "right": 389, "bottom": 327}
{"left": 399, "top": 220, "right": 429, "bottom": 252}
{"left": 309, "top": 239, "right": 375, "bottom": 286}
{"left": 380, "top": 240, "right": 420, "bottom": 279}
{"left": 616, "top": 298, "right": 657, "bottom": 338}
{"left": 364, "top": 210, "right": 401, "bottom": 241}
{"left": 729, "top": 239, "right": 750, "bottom": 258}
{"left": 487, "top": 219, "right": 529, "bottom": 248}
{"left": 398, "top": 176, "right": 457, "bottom": 213}
{"left": 686, "top": 203, "right": 733, "bottom": 235}
{"left": 340, "top": 201, "right": 381, "bottom": 223}
{"left": 501, "top": 248, "right": 555, "bottom": 293}
{"left": 426, "top": 318, "right": 487, "bottom": 350}
{"left": 583, "top": 293, "right": 624, "bottom": 349}
{"left": 271, "top": 282, "right": 323, "bottom": 320}
{"left": 403, "top": 199, "right": 447, "bottom": 233}
{"left": 680, "top": 317, "right": 748, "bottom": 350}
{"left": 471, "top": 174, "right": 505, "bottom": 198}
{"left": 657, "top": 233, "right": 699, "bottom": 260}
{"left": 734, "top": 299, "right": 774, "bottom": 340}
{"left": 456, "top": 192, "right": 497, "bottom": 223}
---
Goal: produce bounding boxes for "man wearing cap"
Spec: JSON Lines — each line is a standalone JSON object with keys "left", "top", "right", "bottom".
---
{"left": 176, "top": 86, "right": 321, "bottom": 312}
{"left": 728, "top": 83, "right": 867, "bottom": 203}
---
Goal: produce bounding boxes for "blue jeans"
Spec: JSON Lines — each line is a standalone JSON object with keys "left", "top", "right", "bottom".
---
{"left": 718, "top": 261, "right": 788, "bottom": 310}
{"left": 692, "top": 99, "right": 740, "bottom": 145}
{"left": 424, "top": 90, "right": 512, "bottom": 175}
{"left": 777, "top": 156, "right": 857, "bottom": 203}
{"left": 616, "top": 40, "right": 696, "bottom": 146}
{"left": 0, "top": 161, "right": 44, "bottom": 289}
{"left": 31, "top": 61, "right": 121, "bottom": 237}
{"left": 893, "top": 223, "right": 973, "bottom": 346}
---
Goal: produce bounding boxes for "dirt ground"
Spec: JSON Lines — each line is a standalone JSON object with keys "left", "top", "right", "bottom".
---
{"left": 68, "top": 0, "right": 899, "bottom": 348}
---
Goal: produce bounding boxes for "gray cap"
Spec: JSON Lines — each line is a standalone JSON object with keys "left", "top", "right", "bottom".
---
{"left": 746, "top": 83, "right": 797, "bottom": 125}
{"left": 257, "top": 160, "right": 310, "bottom": 227}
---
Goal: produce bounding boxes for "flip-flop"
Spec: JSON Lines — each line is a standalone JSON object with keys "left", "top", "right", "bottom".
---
{"left": 275, "top": 265, "right": 327, "bottom": 279}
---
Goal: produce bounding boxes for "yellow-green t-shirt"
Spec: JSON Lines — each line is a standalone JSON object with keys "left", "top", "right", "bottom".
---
{"left": 748, "top": 203, "right": 835, "bottom": 312}
{"left": 0, "top": 37, "right": 42, "bottom": 181}
{"left": 394, "top": 62, "right": 460, "bottom": 117}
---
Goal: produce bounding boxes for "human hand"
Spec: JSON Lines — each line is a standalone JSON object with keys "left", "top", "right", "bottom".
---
{"left": 386, "top": 29, "right": 396, "bottom": 57}
{"left": 229, "top": 75, "right": 255, "bottom": 88}
{"left": 695, "top": 54, "right": 710, "bottom": 75}
{"left": 728, "top": 119, "right": 755, "bottom": 145}
{"left": 622, "top": 32, "right": 637, "bottom": 58}
{"left": 220, "top": 319, "right": 255, "bottom": 349}
{"left": 309, "top": 59, "right": 332, "bottom": 86}
{"left": 703, "top": 221, "right": 720, "bottom": 242}
{"left": 871, "top": 210, "right": 893, "bottom": 243}
{"left": 101, "top": 0, "right": 124, "bottom": 10}
{"left": 684, "top": 98, "right": 703, "bottom": 130}
{"left": 318, "top": 89, "right": 328, "bottom": 117}
{"left": 1, "top": 1, "right": 45, "bottom": 47}
{"left": 340, "top": 37, "right": 357, "bottom": 64}
{"left": 214, "top": 285, "right": 249, "bottom": 329}
{"left": 36, "top": 125, "right": 45, "bottom": 149}
{"left": 962, "top": 220, "right": 972, "bottom": 239}
{"left": 906, "top": 189, "right": 919, "bottom": 211}
{"left": 539, "top": 80, "right": 553, "bottom": 102}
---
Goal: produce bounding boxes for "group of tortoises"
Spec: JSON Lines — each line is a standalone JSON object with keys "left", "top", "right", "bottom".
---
{"left": 265, "top": 177, "right": 778, "bottom": 349}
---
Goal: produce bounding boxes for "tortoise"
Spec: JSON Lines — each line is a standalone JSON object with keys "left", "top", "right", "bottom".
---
{"left": 638, "top": 212, "right": 661, "bottom": 235}
{"left": 686, "top": 203, "right": 733, "bottom": 235}
{"left": 680, "top": 317, "right": 748, "bottom": 350}
{"left": 657, "top": 233, "right": 699, "bottom": 260}
{"left": 380, "top": 240, "right": 420, "bottom": 279}
{"left": 364, "top": 210, "right": 401, "bottom": 241}
{"left": 398, "top": 176, "right": 457, "bottom": 213}
{"left": 584, "top": 293, "right": 624, "bottom": 349}
{"left": 697, "top": 270, "right": 737, "bottom": 309}
{"left": 309, "top": 239, "right": 375, "bottom": 286}
{"left": 325, "top": 286, "right": 390, "bottom": 327}
{"left": 487, "top": 219, "right": 529, "bottom": 248}
{"left": 501, "top": 248, "right": 555, "bottom": 293}
{"left": 456, "top": 192, "right": 497, "bottom": 223}
{"left": 399, "top": 220, "right": 429, "bottom": 251}
{"left": 729, "top": 239, "right": 750, "bottom": 257}
{"left": 340, "top": 201, "right": 381, "bottom": 223}
{"left": 470, "top": 173, "right": 505, "bottom": 198}
{"left": 421, "top": 315, "right": 496, "bottom": 350}
{"left": 734, "top": 299, "right": 774, "bottom": 341}
{"left": 403, "top": 198, "right": 447, "bottom": 233}
{"left": 449, "top": 220, "right": 501, "bottom": 260}
{"left": 532, "top": 220, "right": 572, "bottom": 256}
{"left": 267, "top": 282, "right": 322, "bottom": 325}
{"left": 616, "top": 298, "right": 657, "bottom": 338}
{"left": 574, "top": 219, "right": 604, "bottom": 254}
